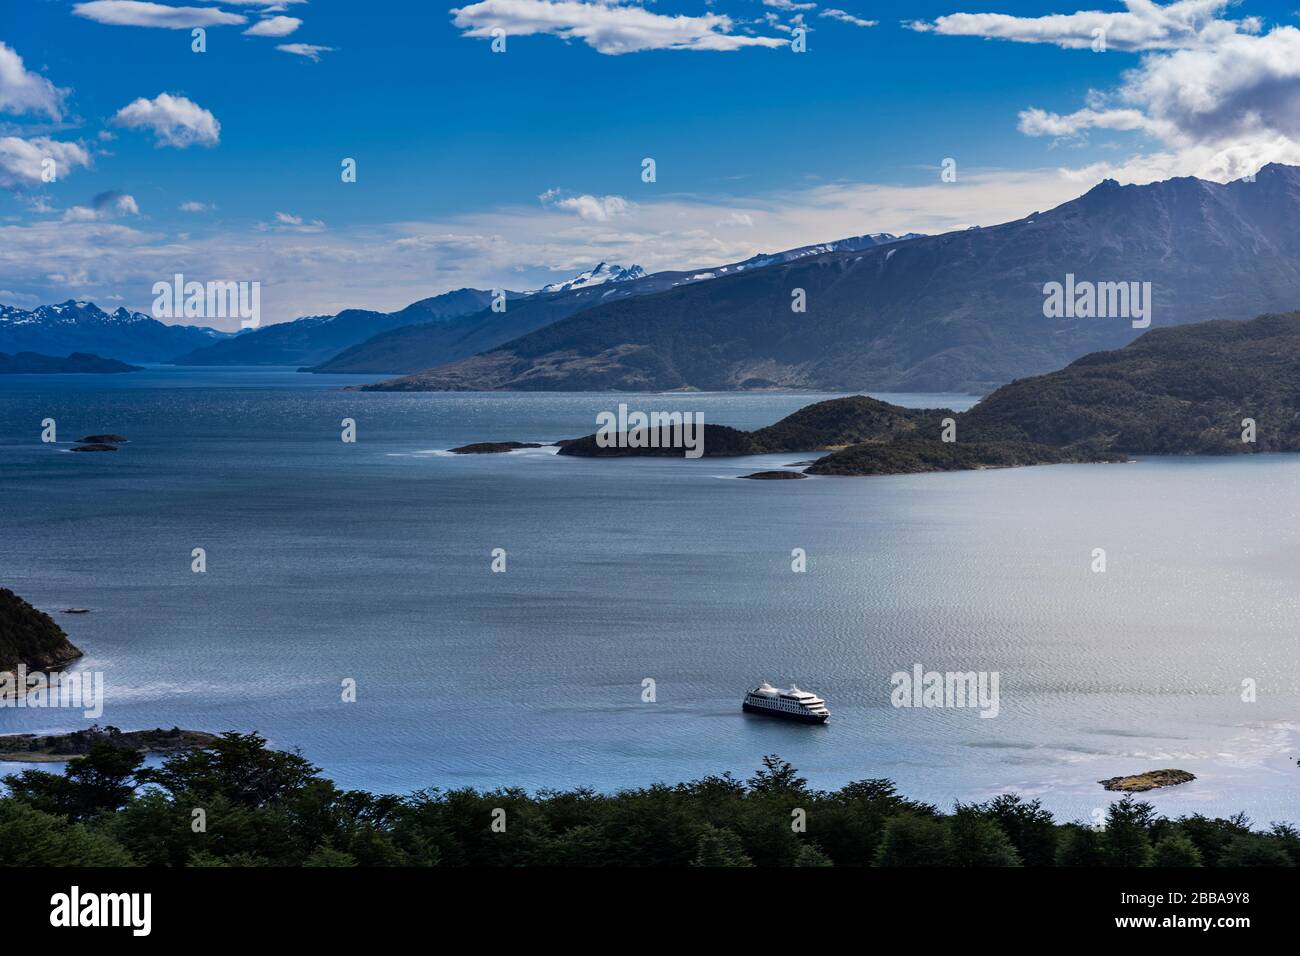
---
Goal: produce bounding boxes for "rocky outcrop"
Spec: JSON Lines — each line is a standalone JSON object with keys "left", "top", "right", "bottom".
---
{"left": 0, "top": 588, "right": 83, "bottom": 673}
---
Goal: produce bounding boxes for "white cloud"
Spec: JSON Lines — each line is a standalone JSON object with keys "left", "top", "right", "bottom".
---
{"left": 716, "top": 211, "right": 754, "bottom": 227}
{"left": 179, "top": 200, "right": 212, "bottom": 212}
{"left": 265, "top": 210, "right": 325, "bottom": 231}
{"left": 96, "top": 191, "right": 139, "bottom": 216}
{"left": 62, "top": 191, "right": 139, "bottom": 222}
{"left": 245, "top": 16, "right": 302, "bottom": 37}
{"left": 450, "top": 0, "right": 788, "bottom": 54}
{"left": 543, "top": 191, "right": 632, "bottom": 221}
{"left": 819, "top": 8, "right": 876, "bottom": 28}
{"left": 73, "top": 1, "right": 248, "bottom": 29}
{"left": 0, "top": 137, "right": 93, "bottom": 189}
{"left": 916, "top": 3, "right": 1300, "bottom": 184}
{"left": 908, "top": 0, "right": 1259, "bottom": 52}
{"left": 276, "top": 43, "right": 334, "bottom": 61}
{"left": 763, "top": 0, "right": 817, "bottom": 10}
{"left": 0, "top": 42, "right": 66, "bottom": 120}
{"left": 112, "top": 93, "right": 220, "bottom": 148}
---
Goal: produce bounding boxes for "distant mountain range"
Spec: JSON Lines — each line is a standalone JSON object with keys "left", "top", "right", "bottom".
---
{"left": 313, "top": 232, "right": 922, "bottom": 375}
{"left": 170, "top": 287, "right": 514, "bottom": 367}
{"left": 24, "top": 167, "right": 1300, "bottom": 394}
{"left": 0, "top": 301, "right": 228, "bottom": 363}
{"left": 362, "top": 165, "right": 1300, "bottom": 394}
{"left": 0, "top": 234, "right": 925, "bottom": 376}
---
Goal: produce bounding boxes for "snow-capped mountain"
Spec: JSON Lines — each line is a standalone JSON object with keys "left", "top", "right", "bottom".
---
{"left": 0, "top": 300, "right": 231, "bottom": 363}
{"left": 536, "top": 263, "right": 647, "bottom": 295}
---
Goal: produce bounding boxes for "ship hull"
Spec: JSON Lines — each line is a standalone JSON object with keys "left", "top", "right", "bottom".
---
{"left": 742, "top": 702, "right": 829, "bottom": 724}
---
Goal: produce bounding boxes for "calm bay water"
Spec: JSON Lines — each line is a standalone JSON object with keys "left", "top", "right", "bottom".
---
{"left": 2, "top": 367, "right": 1298, "bottom": 824}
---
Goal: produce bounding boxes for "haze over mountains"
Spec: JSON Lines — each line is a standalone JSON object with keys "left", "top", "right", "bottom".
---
{"left": 171, "top": 287, "right": 515, "bottom": 367}
{"left": 15, "top": 167, "right": 1300, "bottom": 393}
{"left": 0, "top": 233, "right": 921, "bottom": 375}
{"left": 309, "top": 232, "right": 920, "bottom": 374}
{"left": 364, "top": 164, "right": 1300, "bottom": 394}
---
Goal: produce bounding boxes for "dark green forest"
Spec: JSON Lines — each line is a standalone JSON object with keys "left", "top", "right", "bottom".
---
{"left": 1, "top": 734, "right": 1294, "bottom": 867}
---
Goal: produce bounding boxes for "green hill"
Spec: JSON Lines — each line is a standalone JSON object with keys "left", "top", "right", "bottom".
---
{"left": 557, "top": 311, "right": 1300, "bottom": 475}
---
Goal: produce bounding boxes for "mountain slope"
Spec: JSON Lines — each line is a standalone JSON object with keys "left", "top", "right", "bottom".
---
{"left": 171, "top": 288, "right": 509, "bottom": 367}
{"left": 317, "top": 233, "right": 920, "bottom": 375}
{"left": 556, "top": 309, "right": 1300, "bottom": 475}
{"left": 0, "top": 301, "right": 229, "bottom": 364}
{"left": 0, "top": 588, "right": 82, "bottom": 674}
{"left": 960, "top": 309, "right": 1300, "bottom": 453}
{"left": 362, "top": 165, "right": 1300, "bottom": 394}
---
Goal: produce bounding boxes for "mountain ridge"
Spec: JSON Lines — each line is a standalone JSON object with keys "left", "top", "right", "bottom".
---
{"left": 359, "top": 164, "right": 1300, "bottom": 394}
{"left": 0, "top": 301, "right": 229, "bottom": 364}
{"left": 311, "top": 232, "right": 923, "bottom": 375}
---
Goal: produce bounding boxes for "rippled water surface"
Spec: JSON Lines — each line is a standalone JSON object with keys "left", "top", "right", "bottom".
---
{"left": 2, "top": 368, "right": 1297, "bottom": 823}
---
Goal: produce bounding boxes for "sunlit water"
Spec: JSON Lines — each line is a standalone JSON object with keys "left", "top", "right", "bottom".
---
{"left": 1, "top": 367, "right": 1297, "bottom": 825}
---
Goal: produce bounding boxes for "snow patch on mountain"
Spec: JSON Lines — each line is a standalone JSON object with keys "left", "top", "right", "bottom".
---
{"left": 537, "top": 263, "right": 647, "bottom": 294}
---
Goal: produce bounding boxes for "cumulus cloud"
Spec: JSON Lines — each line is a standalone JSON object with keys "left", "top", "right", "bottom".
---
{"left": 450, "top": 0, "right": 788, "bottom": 54}
{"left": 179, "top": 200, "right": 212, "bottom": 212}
{"left": 62, "top": 191, "right": 140, "bottom": 222}
{"left": 819, "top": 8, "right": 876, "bottom": 27}
{"left": 94, "top": 190, "right": 139, "bottom": 215}
{"left": 0, "top": 42, "right": 67, "bottom": 119}
{"left": 112, "top": 93, "right": 220, "bottom": 148}
{"left": 907, "top": 0, "right": 1258, "bottom": 52}
{"left": 276, "top": 43, "right": 334, "bottom": 60}
{"left": 0, "top": 137, "right": 92, "bottom": 189}
{"left": 542, "top": 191, "right": 632, "bottom": 221}
{"left": 73, "top": 1, "right": 248, "bottom": 29}
{"left": 245, "top": 16, "right": 302, "bottom": 37}
{"left": 917, "top": 2, "right": 1300, "bottom": 184}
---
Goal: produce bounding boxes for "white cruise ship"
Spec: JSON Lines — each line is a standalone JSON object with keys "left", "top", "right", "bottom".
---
{"left": 742, "top": 683, "right": 830, "bottom": 723}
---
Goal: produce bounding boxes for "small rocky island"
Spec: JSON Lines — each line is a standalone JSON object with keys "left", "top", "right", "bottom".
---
{"left": 0, "top": 351, "right": 139, "bottom": 374}
{"left": 79, "top": 433, "right": 129, "bottom": 444}
{"left": 740, "top": 470, "right": 807, "bottom": 480}
{"left": 449, "top": 441, "right": 545, "bottom": 454}
{"left": 1099, "top": 769, "right": 1196, "bottom": 792}
{"left": 70, "top": 433, "right": 128, "bottom": 453}
{"left": 0, "top": 726, "right": 220, "bottom": 762}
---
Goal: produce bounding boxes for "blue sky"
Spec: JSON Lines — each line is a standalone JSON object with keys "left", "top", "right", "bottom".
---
{"left": 2, "top": 0, "right": 1299, "bottom": 325}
